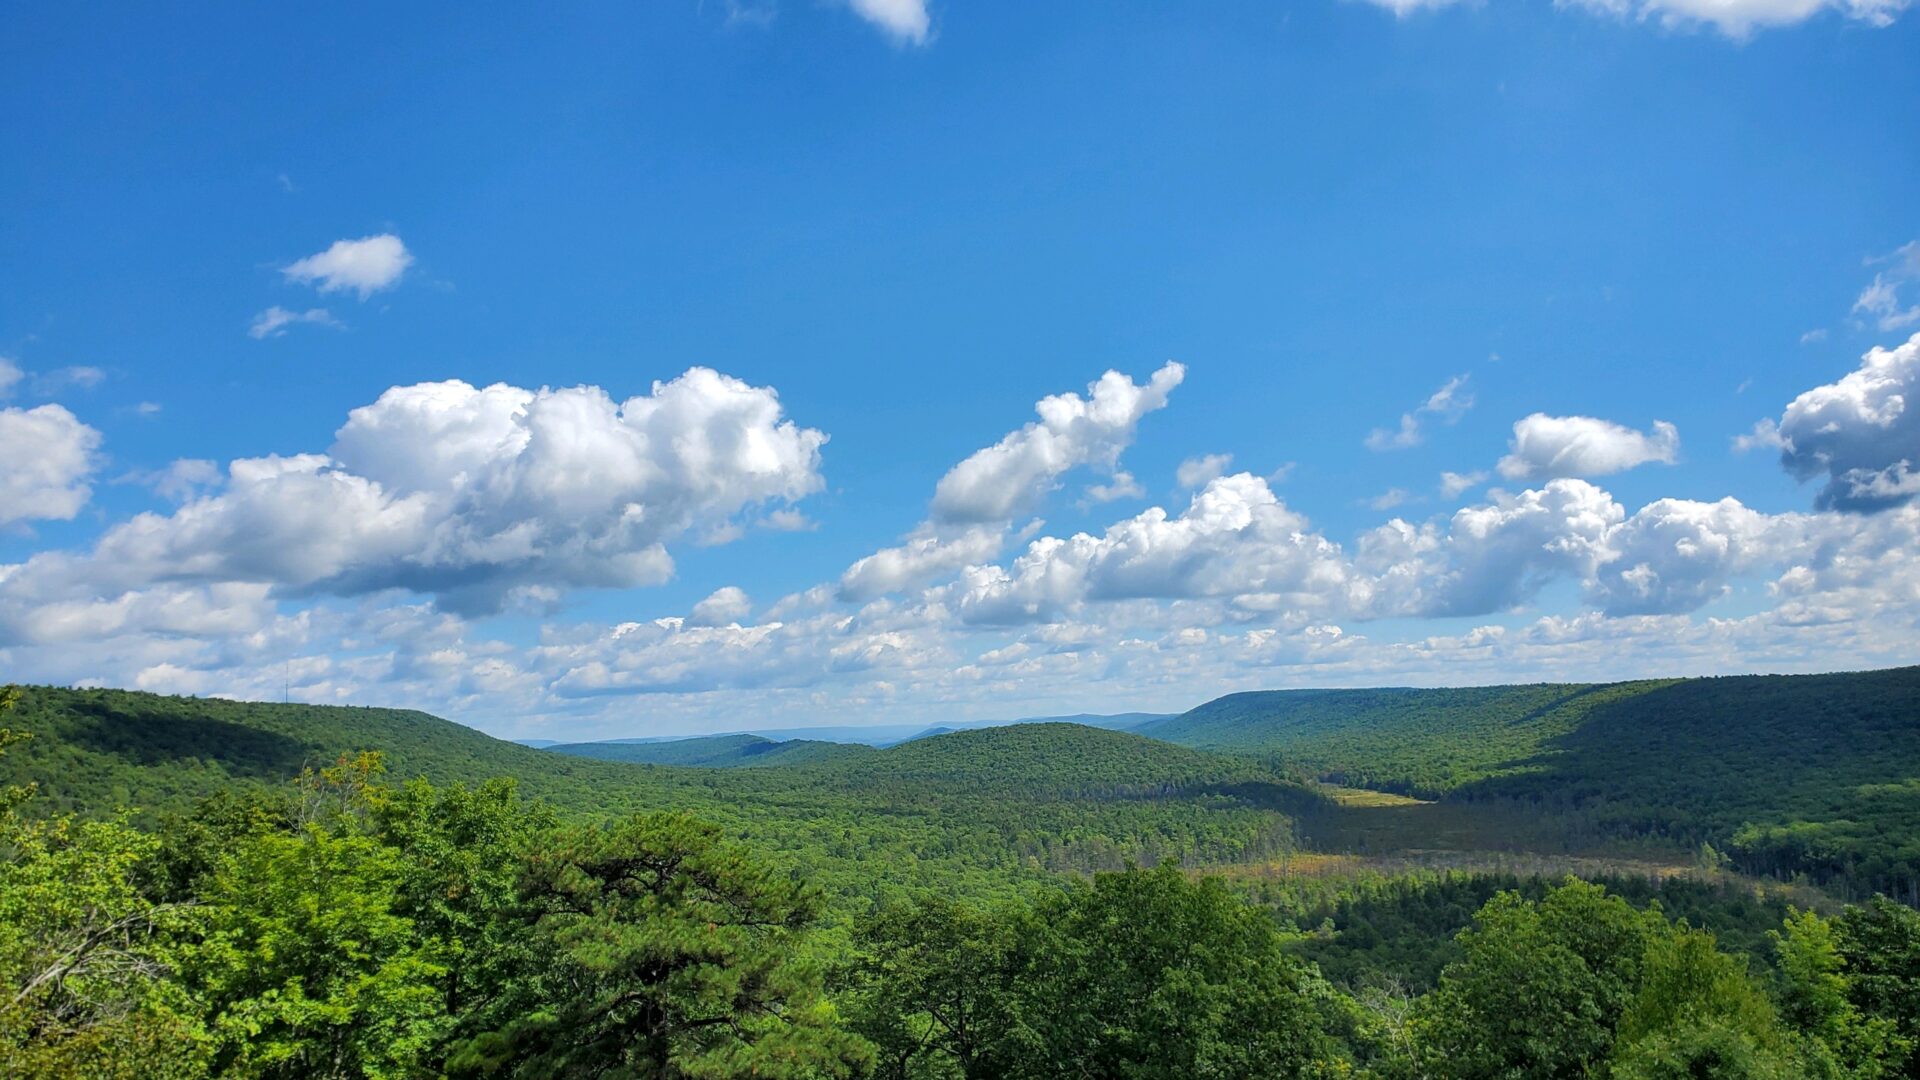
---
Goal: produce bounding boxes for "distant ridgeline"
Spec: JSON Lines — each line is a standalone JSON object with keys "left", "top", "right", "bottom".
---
{"left": 4, "top": 666, "right": 1919, "bottom": 902}
{"left": 1138, "top": 667, "right": 1920, "bottom": 902}
{"left": 0, "top": 687, "right": 1299, "bottom": 903}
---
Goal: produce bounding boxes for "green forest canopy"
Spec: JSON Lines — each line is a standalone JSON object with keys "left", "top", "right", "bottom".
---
{"left": 4, "top": 669, "right": 1920, "bottom": 1076}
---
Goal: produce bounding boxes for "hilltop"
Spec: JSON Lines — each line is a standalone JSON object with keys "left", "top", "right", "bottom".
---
{"left": 0, "top": 685, "right": 650, "bottom": 818}
{"left": 810, "top": 721, "right": 1271, "bottom": 795}
{"left": 546, "top": 732, "right": 875, "bottom": 768}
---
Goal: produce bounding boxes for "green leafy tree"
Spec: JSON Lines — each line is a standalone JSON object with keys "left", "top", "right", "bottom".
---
{"left": 370, "top": 775, "right": 554, "bottom": 1043}
{"left": 841, "top": 894, "right": 1022, "bottom": 1079}
{"left": 1413, "top": 880, "right": 1663, "bottom": 1078}
{"left": 183, "top": 754, "right": 451, "bottom": 1078}
{"left": 1774, "top": 908, "right": 1902, "bottom": 1077}
{"left": 1610, "top": 925, "right": 1805, "bottom": 1079}
{"left": 1835, "top": 898, "right": 1920, "bottom": 1077}
{"left": 448, "top": 811, "right": 869, "bottom": 1079}
{"left": 0, "top": 685, "right": 210, "bottom": 1078}
{"left": 1006, "top": 863, "right": 1347, "bottom": 1079}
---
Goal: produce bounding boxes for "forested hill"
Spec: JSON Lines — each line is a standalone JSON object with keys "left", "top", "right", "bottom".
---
{"left": 1144, "top": 669, "right": 1920, "bottom": 797}
{"left": 1143, "top": 682, "right": 1638, "bottom": 789}
{"left": 1147, "top": 667, "right": 1920, "bottom": 899}
{"left": 545, "top": 732, "right": 876, "bottom": 768}
{"left": 805, "top": 721, "right": 1273, "bottom": 795}
{"left": 0, "top": 686, "right": 1306, "bottom": 900}
{"left": 0, "top": 685, "right": 655, "bottom": 817}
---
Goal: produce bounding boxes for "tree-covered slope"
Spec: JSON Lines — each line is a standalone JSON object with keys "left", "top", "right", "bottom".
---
{"left": 0, "top": 686, "right": 1306, "bottom": 904}
{"left": 1149, "top": 668, "right": 1920, "bottom": 897}
{"left": 0, "top": 685, "right": 660, "bottom": 817}
{"left": 819, "top": 722, "right": 1272, "bottom": 796}
{"left": 1139, "top": 682, "right": 1629, "bottom": 794}
{"left": 544, "top": 732, "right": 875, "bottom": 769}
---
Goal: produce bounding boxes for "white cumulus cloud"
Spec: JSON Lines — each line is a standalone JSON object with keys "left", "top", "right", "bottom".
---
{"left": 689, "top": 586, "right": 754, "bottom": 627}
{"left": 951, "top": 474, "right": 1352, "bottom": 626}
{"left": 1497, "top": 413, "right": 1680, "bottom": 480}
{"left": 0, "top": 404, "right": 103, "bottom": 525}
{"left": 1587, "top": 497, "right": 1794, "bottom": 614}
{"left": 932, "top": 362, "right": 1185, "bottom": 524}
{"left": 0, "top": 368, "right": 826, "bottom": 622}
{"left": 1361, "top": 479, "right": 1625, "bottom": 617}
{"left": 840, "top": 526, "right": 1004, "bottom": 602}
{"left": 1769, "top": 332, "right": 1920, "bottom": 512}
{"left": 282, "top": 234, "right": 413, "bottom": 298}
{"left": 1439, "top": 470, "right": 1488, "bottom": 498}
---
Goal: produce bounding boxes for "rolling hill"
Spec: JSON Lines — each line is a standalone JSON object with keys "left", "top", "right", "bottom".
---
{"left": 808, "top": 721, "right": 1273, "bottom": 795}
{"left": 545, "top": 732, "right": 875, "bottom": 768}
{"left": 0, "top": 686, "right": 1303, "bottom": 903}
{"left": 10, "top": 669, "right": 1919, "bottom": 900}
{"left": 1146, "top": 668, "right": 1920, "bottom": 898}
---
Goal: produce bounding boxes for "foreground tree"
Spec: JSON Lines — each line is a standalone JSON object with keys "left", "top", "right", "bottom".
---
{"left": 1835, "top": 898, "right": 1920, "bottom": 1077}
{"left": 0, "top": 686, "right": 209, "bottom": 1079}
{"left": 1609, "top": 925, "right": 1806, "bottom": 1079}
{"left": 847, "top": 862, "right": 1349, "bottom": 1079}
{"left": 1412, "top": 880, "right": 1663, "bottom": 1078}
{"left": 448, "top": 811, "right": 869, "bottom": 1079}
{"left": 1013, "top": 863, "right": 1347, "bottom": 1078}
{"left": 842, "top": 894, "right": 1021, "bottom": 1079}
{"left": 1773, "top": 907, "right": 1904, "bottom": 1077}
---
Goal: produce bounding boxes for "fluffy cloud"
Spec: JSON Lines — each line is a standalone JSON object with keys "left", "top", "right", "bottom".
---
{"left": 1557, "top": 0, "right": 1910, "bottom": 36}
{"left": 0, "top": 404, "right": 103, "bottom": 525}
{"left": 840, "top": 526, "right": 1004, "bottom": 601}
{"left": 931, "top": 363, "right": 1184, "bottom": 524}
{"left": 838, "top": 364, "right": 1183, "bottom": 602}
{"left": 1587, "top": 497, "right": 1793, "bottom": 614}
{"left": 951, "top": 474, "right": 1353, "bottom": 626}
{"left": 1362, "top": 479, "right": 1624, "bottom": 617}
{"left": 11, "top": 343, "right": 1920, "bottom": 736}
{"left": 10, "top": 474, "right": 1920, "bottom": 736}
{"left": 846, "top": 0, "right": 930, "bottom": 43}
{"left": 1366, "top": 375, "right": 1473, "bottom": 452}
{"left": 0, "top": 581, "right": 277, "bottom": 647}
{"left": 250, "top": 306, "right": 342, "bottom": 339}
{"left": 543, "top": 604, "right": 955, "bottom": 699}
{"left": 1769, "top": 333, "right": 1920, "bottom": 512}
{"left": 688, "top": 586, "right": 754, "bottom": 627}
{"left": 283, "top": 234, "right": 413, "bottom": 298}
{"left": 1497, "top": 413, "right": 1679, "bottom": 480}
{"left": 0, "top": 368, "right": 826, "bottom": 623}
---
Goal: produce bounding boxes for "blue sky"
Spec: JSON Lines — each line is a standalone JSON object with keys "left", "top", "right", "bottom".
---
{"left": 2, "top": 0, "right": 1918, "bottom": 739}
